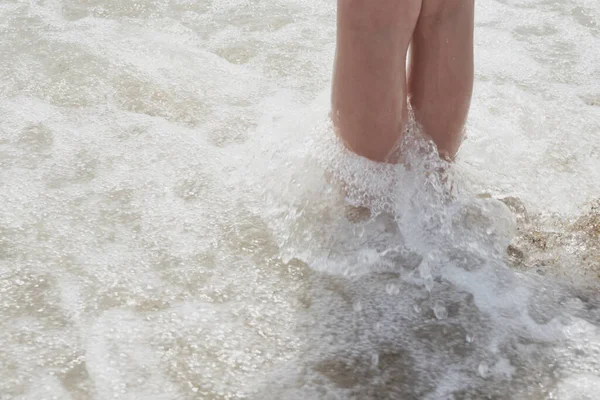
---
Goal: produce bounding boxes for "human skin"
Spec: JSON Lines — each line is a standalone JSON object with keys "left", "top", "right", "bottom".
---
{"left": 332, "top": 0, "right": 475, "bottom": 162}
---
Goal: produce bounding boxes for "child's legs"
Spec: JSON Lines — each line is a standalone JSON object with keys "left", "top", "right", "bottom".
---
{"left": 409, "top": 0, "right": 475, "bottom": 159}
{"left": 332, "top": 0, "right": 422, "bottom": 162}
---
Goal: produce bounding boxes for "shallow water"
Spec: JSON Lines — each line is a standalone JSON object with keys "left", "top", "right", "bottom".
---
{"left": 1, "top": 0, "right": 599, "bottom": 399}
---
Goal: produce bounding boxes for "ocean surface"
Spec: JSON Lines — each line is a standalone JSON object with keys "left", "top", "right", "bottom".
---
{"left": 1, "top": 0, "right": 599, "bottom": 399}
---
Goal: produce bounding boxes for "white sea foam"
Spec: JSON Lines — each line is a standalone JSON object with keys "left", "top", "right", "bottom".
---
{"left": 0, "top": 0, "right": 599, "bottom": 399}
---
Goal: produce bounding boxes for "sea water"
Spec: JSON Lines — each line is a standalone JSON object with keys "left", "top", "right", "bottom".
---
{"left": 0, "top": 0, "right": 599, "bottom": 399}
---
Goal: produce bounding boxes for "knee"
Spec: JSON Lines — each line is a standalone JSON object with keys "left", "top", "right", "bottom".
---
{"left": 338, "top": 0, "right": 421, "bottom": 31}
{"left": 420, "top": 0, "right": 473, "bottom": 19}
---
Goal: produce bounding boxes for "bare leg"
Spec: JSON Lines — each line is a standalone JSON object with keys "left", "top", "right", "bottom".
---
{"left": 409, "top": 0, "right": 475, "bottom": 160}
{"left": 332, "top": 0, "right": 422, "bottom": 162}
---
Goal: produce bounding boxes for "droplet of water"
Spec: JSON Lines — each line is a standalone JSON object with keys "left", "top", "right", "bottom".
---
{"left": 386, "top": 283, "right": 399, "bottom": 295}
{"left": 353, "top": 301, "right": 362, "bottom": 313}
{"left": 477, "top": 362, "right": 489, "bottom": 378}
{"left": 424, "top": 275, "right": 434, "bottom": 292}
{"left": 433, "top": 301, "right": 448, "bottom": 320}
{"left": 466, "top": 333, "right": 474, "bottom": 343}
{"left": 413, "top": 304, "right": 421, "bottom": 314}
{"left": 371, "top": 353, "right": 379, "bottom": 368}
